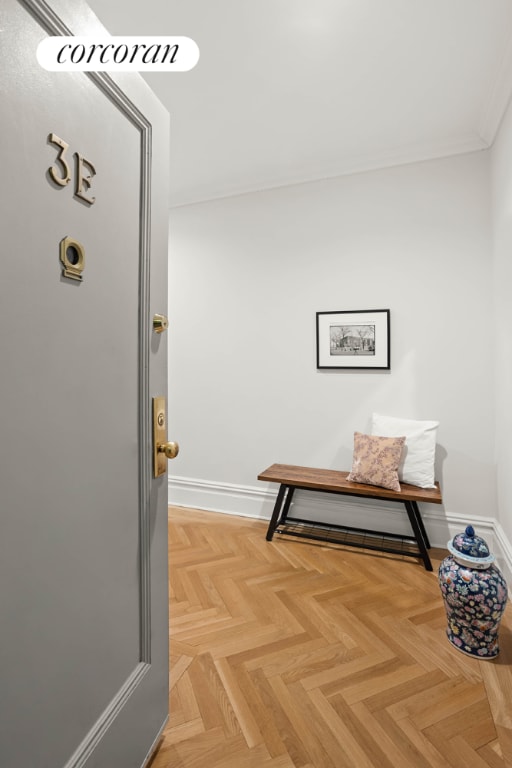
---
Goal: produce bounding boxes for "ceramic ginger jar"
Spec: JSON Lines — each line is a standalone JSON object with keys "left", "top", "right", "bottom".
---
{"left": 438, "top": 525, "right": 508, "bottom": 658}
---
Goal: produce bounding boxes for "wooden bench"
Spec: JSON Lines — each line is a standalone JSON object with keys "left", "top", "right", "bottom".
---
{"left": 258, "top": 464, "right": 443, "bottom": 571}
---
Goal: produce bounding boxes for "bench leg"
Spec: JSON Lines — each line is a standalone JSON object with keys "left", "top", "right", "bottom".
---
{"left": 404, "top": 500, "right": 432, "bottom": 571}
{"left": 266, "top": 484, "right": 287, "bottom": 541}
{"left": 280, "top": 486, "right": 295, "bottom": 525}
{"left": 410, "top": 500, "right": 431, "bottom": 549}
{"left": 266, "top": 486, "right": 295, "bottom": 542}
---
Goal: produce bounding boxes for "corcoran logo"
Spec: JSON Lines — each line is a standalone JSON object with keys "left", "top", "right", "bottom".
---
{"left": 37, "top": 36, "right": 199, "bottom": 72}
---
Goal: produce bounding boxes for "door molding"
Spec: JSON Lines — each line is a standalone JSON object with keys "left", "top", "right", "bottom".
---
{"left": 63, "top": 663, "right": 149, "bottom": 768}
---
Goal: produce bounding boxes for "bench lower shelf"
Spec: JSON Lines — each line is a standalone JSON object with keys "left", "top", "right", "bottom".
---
{"left": 272, "top": 514, "right": 430, "bottom": 562}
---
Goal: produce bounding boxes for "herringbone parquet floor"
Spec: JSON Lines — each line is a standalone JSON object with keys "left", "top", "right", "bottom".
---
{"left": 150, "top": 507, "right": 512, "bottom": 768}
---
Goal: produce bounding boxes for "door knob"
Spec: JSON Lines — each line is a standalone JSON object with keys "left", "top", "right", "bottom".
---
{"left": 158, "top": 441, "right": 179, "bottom": 460}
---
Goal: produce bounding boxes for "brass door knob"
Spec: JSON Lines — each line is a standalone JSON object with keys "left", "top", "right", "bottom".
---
{"left": 153, "top": 314, "right": 169, "bottom": 333}
{"left": 158, "top": 441, "right": 179, "bottom": 460}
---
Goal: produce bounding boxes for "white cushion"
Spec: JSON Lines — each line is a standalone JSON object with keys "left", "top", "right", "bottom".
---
{"left": 370, "top": 413, "right": 439, "bottom": 489}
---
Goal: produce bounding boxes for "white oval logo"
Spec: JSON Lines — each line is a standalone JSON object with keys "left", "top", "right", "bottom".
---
{"left": 37, "top": 36, "right": 199, "bottom": 72}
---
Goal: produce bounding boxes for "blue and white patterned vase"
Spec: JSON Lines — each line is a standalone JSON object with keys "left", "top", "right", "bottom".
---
{"left": 438, "top": 525, "right": 508, "bottom": 658}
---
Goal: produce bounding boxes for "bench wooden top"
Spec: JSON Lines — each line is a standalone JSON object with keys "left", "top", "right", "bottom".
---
{"left": 258, "top": 463, "right": 442, "bottom": 504}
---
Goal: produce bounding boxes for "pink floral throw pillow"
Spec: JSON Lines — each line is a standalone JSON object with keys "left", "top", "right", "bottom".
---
{"left": 347, "top": 432, "right": 406, "bottom": 492}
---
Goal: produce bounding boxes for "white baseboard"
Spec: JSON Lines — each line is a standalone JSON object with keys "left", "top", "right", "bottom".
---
{"left": 168, "top": 475, "right": 512, "bottom": 587}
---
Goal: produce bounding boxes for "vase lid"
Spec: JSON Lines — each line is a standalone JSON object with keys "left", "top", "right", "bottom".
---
{"left": 447, "top": 525, "right": 495, "bottom": 567}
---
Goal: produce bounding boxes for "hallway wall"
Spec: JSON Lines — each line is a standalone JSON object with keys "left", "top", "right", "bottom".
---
{"left": 167, "top": 151, "right": 503, "bottom": 567}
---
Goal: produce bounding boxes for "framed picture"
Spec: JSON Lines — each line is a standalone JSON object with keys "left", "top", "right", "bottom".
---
{"left": 316, "top": 309, "right": 390, "bottom": 370}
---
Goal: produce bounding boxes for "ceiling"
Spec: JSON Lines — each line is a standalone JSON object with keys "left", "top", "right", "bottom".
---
{"left": 85, "top": 0, "right": 512, "bottom": 207}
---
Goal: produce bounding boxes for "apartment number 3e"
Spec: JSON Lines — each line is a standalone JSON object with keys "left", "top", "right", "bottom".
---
{"left": 48, "top": 132, "right": 96, "bottom": 206}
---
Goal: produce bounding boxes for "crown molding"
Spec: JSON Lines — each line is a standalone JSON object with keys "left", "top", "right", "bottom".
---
{"left": 170, "top": 132, "right": 489, "bottom": 209}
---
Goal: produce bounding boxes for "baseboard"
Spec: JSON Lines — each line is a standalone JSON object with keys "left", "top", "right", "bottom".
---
{"left": 168, "top": 475, "right": 512, "bottom": 587}
{"left": 168, "top": 475, "right": 277, "bottom": 519}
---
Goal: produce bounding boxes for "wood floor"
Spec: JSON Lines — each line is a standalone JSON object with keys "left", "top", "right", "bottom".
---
{"left": 149, "top": 506, "right": 512, "bottom": 768}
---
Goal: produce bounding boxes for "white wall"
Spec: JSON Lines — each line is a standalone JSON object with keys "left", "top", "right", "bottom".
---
{"left": 168, "top": 152, "right": 499, "bottom": 555}
{"left": 491, "top": 100, "right": 512, "bottom": 553}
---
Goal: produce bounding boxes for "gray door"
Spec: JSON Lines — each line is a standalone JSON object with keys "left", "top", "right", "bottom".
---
{"left": 0, "top": 1, "right": 170, "bottom": 766}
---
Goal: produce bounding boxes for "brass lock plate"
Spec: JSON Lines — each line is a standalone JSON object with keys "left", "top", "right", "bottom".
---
{"left": 153, "top": 396, "right": 167, "bottom": 478}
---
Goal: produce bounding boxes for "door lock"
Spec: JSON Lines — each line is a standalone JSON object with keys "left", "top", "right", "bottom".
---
{"left": 153, "top": 397, "right": 179, "bottom": 477}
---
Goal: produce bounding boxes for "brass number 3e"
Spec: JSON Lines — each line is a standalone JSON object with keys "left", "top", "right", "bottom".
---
{"left": 48, "top": 133, "right": 96, "bottom": 205}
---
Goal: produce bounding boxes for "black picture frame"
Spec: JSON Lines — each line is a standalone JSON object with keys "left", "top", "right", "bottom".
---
{"left": 316, "top": 309, "right": 390, "bottom": 370}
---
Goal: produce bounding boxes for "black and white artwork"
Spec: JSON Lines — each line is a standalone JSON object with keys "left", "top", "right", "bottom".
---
{"left": 329, "top": 323, "right": 375, "bottom": 356}
{"left": 316, "top": 310, "right": 390, "bottom": 369}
